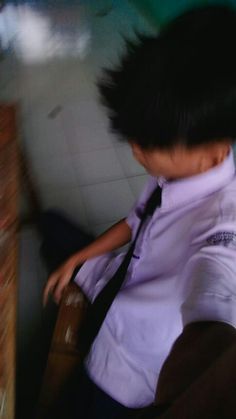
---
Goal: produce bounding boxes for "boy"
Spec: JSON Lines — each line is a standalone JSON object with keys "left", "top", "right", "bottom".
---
{"left": 43, "top": 5, "right": 236, "bottom": 418}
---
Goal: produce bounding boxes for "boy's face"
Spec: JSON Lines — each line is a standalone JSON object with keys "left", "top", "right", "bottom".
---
{"left": 130, "top": 141, "right": 230, "bottom": 179}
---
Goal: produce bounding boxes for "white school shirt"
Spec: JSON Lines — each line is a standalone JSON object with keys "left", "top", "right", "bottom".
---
{"left": 75, "top": 149, "right": 236, "bottom": 408}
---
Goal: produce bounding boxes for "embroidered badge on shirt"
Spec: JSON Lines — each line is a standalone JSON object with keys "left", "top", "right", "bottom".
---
{"left": 207, "top": 232, "right": 236, "bottom": 246}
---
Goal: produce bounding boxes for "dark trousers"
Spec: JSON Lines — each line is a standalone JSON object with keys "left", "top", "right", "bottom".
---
{"left": 38, "top": 209, "right": 94, "bottom": 273}
{"left": 70, "top": 366, "right": 138, "bottom": 419}
{"left": 38, "top": 210, "right": 139, "bottom": 418}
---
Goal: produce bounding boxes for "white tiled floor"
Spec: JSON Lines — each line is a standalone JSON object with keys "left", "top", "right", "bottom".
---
{"left": 32, "top": 154, "right": 78, "bottom": 188}
{"left": 128, "top": 174, "right": 149, "bottom": 199}
{"left": 81, "top": 178, "right": 135, "bottom": 225}
{"left": 1, "top": 2, "right": 153, "bottom": 236}
{"left": 23, "top": 109, "right": 69, "bottom": 160}
{"left": 115, "top": 144, "right": 147, "bottom": 177}
{"left": 61, "top": 102, "right": 113, "bottom": 154}
{"left": 39, "top": 186, "right": 89, "bottom": 229}
{"left": 72, "top": 147, "right": 124, "bottom": 186}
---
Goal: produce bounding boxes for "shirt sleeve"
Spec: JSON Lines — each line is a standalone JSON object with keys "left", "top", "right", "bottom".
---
{"left": 126, "top": 176, "right": 157, "bottom": 233}
{"left": 74, "top": 253, "right": 115, "bottom": 301}
{"left": 76, "top": 176, "right": 157, "bottom": 301}
{"left": 181, "top": 228, "right": 236, "bottom": 329}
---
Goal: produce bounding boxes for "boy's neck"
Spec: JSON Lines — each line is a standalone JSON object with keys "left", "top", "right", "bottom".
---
{"left": 130, "top": 139, "right": 232, "bottom": 180}
{"left": 167, "top": 146, "right": 231, "bottom": 182}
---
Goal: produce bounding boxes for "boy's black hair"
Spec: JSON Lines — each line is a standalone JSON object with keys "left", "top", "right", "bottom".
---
{"left": 98, "top": 5, "right": 236, "bottom": 149}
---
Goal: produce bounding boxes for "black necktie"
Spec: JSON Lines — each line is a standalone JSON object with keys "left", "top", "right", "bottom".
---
{"left": 79, "top": 185, "right": 162, "bottom": 357}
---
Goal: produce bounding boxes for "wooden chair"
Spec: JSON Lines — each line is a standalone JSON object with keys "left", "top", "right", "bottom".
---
{"left": 36, "top": 283, "right": 88, "bottom": 419}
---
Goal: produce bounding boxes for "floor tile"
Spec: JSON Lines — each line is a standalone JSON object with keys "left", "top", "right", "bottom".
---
{"left": 81, "top": 179, "right": 135, "bottom": 224}
{"left": 72, "top": 147, "right": 124, "bottom": 185}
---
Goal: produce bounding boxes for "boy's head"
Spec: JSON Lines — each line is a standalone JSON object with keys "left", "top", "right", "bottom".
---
{"left": 99, "top": 5, "right": 236, "bottom": 178}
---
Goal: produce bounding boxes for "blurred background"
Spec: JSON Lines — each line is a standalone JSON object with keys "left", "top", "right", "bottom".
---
{"left": 0, "top": 1, "right": 236, "bottom": 418}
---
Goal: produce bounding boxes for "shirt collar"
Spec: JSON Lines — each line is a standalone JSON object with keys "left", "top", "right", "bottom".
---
{"left": 158, "top": 148, "right": 235, "bottom": 211}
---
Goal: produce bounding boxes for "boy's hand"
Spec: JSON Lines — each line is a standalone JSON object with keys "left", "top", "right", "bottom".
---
{"left": 43, "top": 256, "right": 81, "bottom": 307}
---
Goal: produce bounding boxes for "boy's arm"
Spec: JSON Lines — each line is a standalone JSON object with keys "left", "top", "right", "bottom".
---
{"left": 43, "top": 219, "right": 131, "bottom": 305}
{"left": 140, "top": 230, "right": 236, "bottom": 417}
{"left": 137, "top": 321, "right": 236, "bottom": 419}
{"left": 71, "top": 218, "right": 131, "bottom": 264}
{"left": 155, "top": 321, "right": 236, "bottom": 406}
{"left": 152, "top": 242, "right": 236, "bottom": 417}
{"left": 43, "top": 175, "right": 154, "bottom": 306}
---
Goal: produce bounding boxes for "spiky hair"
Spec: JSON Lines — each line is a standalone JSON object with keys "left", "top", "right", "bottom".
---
{"left": 98, "top": 5, "right": 236, "bottom": 149}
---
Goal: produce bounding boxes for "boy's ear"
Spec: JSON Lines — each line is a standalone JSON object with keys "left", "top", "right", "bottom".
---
{"left": 215, "top": 140, "right": 231, "bottom": 164}
{"left": 205, "top": 140, "right": 231, "bottom": 168}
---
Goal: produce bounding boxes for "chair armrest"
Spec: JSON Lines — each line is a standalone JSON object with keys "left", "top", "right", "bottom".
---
{"left": 51, "top": 282, "right": 88, "bottom": 354}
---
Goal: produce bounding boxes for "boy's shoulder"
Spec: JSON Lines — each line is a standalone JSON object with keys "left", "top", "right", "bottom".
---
{"left": 190, "top": 174, "right": 236, "bottom": 248}
{"left": 214, "top": 173, "right": 236, "bottom": 220}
